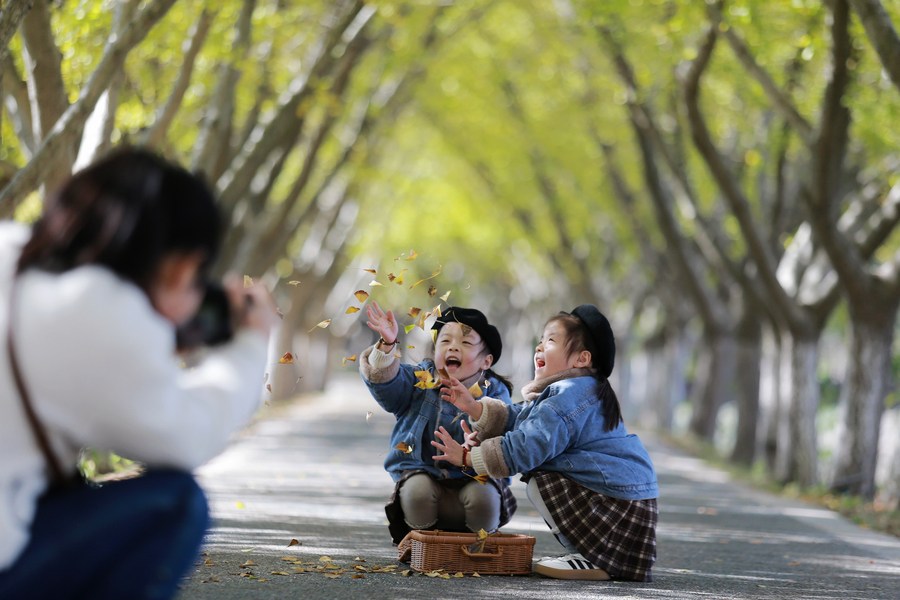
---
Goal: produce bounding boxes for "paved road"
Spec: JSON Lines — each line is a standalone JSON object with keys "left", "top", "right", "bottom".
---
{"left": 176, "top": 374, "right": 900, "bottom": 600}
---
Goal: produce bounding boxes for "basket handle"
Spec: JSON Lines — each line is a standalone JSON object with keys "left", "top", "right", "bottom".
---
{"left": 461, "top": 545, "right": 504, "bottom": 559}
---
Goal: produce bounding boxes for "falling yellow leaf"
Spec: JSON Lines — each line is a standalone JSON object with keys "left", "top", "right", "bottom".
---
{"left": 362, "top": 268, "right": 377, "bottom": 274}
{"left": 468, "top": 381, "right": 483, "bottom": 399}
{"left": 404, "top": 323, "right": 416, "bottom": 334}
{"left": 342, "top": 354, "right": 358, "bottom": 365}
{"left": 409, "top": 265, "right": 442, "bottom": 290}
{"left": 395, "top": 442, "right": 414, "bottom": 454}
{"left": 236, "top": 501, "right": 246, "bottom": 509}
{"left": 288, "top": 280, "right": 301, "bottom": 286}
{"left": 308, "top": 319, "right": 332, "bottom": 333}
{"left": 413, "top": 370, "right": 440, "bottom": 389}
{"left": 279, "top": 352, "right": 294, "bottom": 364}
{"left": 408, "top": 307, "right": 421, "bottom": 318}
{"left": 345, "top": 306, "right": 361, "bottom": 314}
{"left": 369, "top": 280, "right": 383, "bottom": 287}
{"left": 243, "top": 275, "right": 254, "bottom": 287}
{"left": 427, "top": 285, "right": 437, "bottom": 297}
{"left": 395, "top": 249, "right": 418, "bottom": 261}
{"left": 288, "top": 538, "right": 300, "bottom": 547}
{"left": 354, "top": 289, "right": 370, "bottom": 302}
{"left": 440, "top": 290, "right": 451, "bottom": 302}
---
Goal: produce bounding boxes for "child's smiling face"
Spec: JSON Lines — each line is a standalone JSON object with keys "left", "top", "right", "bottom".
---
{"left": 434, "top": 322, "right": 493, "bottom": 382}
{"left": 534, "top": 320, "right": 582, "bottom": 379}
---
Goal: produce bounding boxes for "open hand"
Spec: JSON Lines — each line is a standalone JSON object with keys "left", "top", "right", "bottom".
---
{"left": 431, "top": 426, "right": 465, "bottom": 466}
{"left": 365, "top": 301, "right": 398, "bottom": 344}
{"left": 439, "top": 375, "right": 482, "bottom": 420}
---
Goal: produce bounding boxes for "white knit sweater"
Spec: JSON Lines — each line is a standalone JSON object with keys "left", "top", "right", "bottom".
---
{"left": 0, "top": 222, "right": 269, "bottom": 569}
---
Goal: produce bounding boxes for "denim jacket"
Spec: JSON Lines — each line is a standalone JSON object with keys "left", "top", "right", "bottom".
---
{"left": 359, "top": 346, "right": 512, "bottom": 482}
{"left": 481, "top": 374, "right": 658, "bottom": 500}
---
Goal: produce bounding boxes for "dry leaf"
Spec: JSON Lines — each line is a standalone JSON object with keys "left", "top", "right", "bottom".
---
{"left": 408, "top": 307, "right": 422, "bottom": 318}
{"left": 409, "top": 265, "right": 442, "bottom": 290}
{"left": 279, "top": 352, "right": 294, "bottom": 364}
{"left": 270, "top": 571, "right": 289, "bottom": 576}
{"left": 354, "top": 290, "right": 370, "bottom": 302}
{"left": 288, "top": 538, "right": 300, "bottom": 547}
{"left": 243, "top": 275, "right": 254, "bottom": 287}
{"left": 308, "top": 319, "right": 332, "bottom": 333}
{"left": 440, "top": 290, "right": 451, "bottom": 302}
{"left": 427, "top": 285, "right": 437, "bottom": 297}
{"left": 395, "top": 442, "right": 414, "bottom": 454}
{"left": 369, "top": 280, "right": 383, "bottom": 287}
{"left": 362, "top": 268, "right": 377, "bottom": 274}
{"left": 413, "top": 370, "right": 440, "bottom": 390}
{"left": 240, "top": 560, "right": 257, "bottom": 568}
{"left": 288, "top": 280, "right": 301, "bottom": 286}
{"left": 342, "top": 354, "right": 358, "bottom": 365}
{"left": 345, "top": 306, "right": 361, "bottom": 314}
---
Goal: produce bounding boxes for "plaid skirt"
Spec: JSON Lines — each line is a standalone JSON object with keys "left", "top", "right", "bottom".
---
{"left": 384, "top": 470, "right": 518, "bottom": 544}
{"left": 531, "top": 470, "right": 657, "bottom": 581}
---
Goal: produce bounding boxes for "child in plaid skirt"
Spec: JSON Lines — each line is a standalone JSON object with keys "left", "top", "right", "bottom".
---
{"left": 433, "top": 304, "right": 658, "bottom": 581}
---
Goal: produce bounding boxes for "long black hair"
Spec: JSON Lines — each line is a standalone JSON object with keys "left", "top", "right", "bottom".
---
{"left": 549, "top": 313, "right": 623, "bottom": 431}
{"left": 17, "top": 147, "right": 221, "bottom": 293}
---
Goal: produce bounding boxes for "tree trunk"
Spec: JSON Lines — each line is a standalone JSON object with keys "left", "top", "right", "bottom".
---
{"left": 689, "top": 330, "right": 737, "bottom": 440}
{"left": 731, "top": 308, "right": 762, "bottom": 465}
{"left": 759, "top": 327, "right": 782, "bottom": 472}
{"left": 830, "top": 305, "right": 897, "bottom": 498}
{"left": 775, "top": 332, "right": 820, "bottom": 486}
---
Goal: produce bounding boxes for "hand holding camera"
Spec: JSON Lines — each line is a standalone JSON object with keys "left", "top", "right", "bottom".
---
{"left": 176, "top": 276, "right": 279, "bottom": 350}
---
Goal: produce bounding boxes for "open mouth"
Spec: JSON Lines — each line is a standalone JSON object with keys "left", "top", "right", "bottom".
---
{"left": 444, "top": 357, "right": 462, "bottom": 370}
{"left": 535, "top": 358, "right": 546, "bottom": 369}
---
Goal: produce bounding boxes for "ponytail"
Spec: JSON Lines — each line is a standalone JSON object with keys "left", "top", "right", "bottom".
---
{"left": 593, "top": 374, "right": 622, "bottom": 432}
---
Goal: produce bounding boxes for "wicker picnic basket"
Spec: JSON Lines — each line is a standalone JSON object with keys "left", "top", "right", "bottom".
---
{"left": 397, "top": 530, "right": 535, "bottom": 575}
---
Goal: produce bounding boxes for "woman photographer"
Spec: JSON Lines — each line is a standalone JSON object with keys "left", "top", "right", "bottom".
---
{"left": 0, "top": 147, "right": 279, "bottom": 599}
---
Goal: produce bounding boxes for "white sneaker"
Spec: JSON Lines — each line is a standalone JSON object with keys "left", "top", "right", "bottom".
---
{"left": 533, "top": 553, "right": 610, "bottom": 581}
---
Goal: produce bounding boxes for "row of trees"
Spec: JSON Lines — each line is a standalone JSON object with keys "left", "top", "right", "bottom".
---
{"left": 1, "top": 0, "right": 898, "bottom": 506}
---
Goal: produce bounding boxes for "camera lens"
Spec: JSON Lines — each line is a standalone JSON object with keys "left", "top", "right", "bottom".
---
{"left": 175, "top": 283, "right": 234, "bottom": 349}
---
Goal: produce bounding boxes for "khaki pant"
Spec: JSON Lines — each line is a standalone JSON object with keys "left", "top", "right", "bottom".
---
{"left": 399, "top": 473, "right": 501, "bottom": 532}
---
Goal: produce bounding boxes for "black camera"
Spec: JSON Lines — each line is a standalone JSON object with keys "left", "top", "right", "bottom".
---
{"left": 175, "top": 282, "right": 234, "bottom": 350}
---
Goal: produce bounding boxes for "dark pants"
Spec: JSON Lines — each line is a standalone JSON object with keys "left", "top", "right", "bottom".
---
{"left": 0, "top": 469, "right": 209, "bottom": 600}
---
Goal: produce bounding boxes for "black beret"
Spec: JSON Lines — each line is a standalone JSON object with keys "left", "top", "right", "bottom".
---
{"left": 434, "top": 306, "right": 502, "bottom": 365}
{"left": 570, "top": 304, "right": 615, "bottom": 378}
